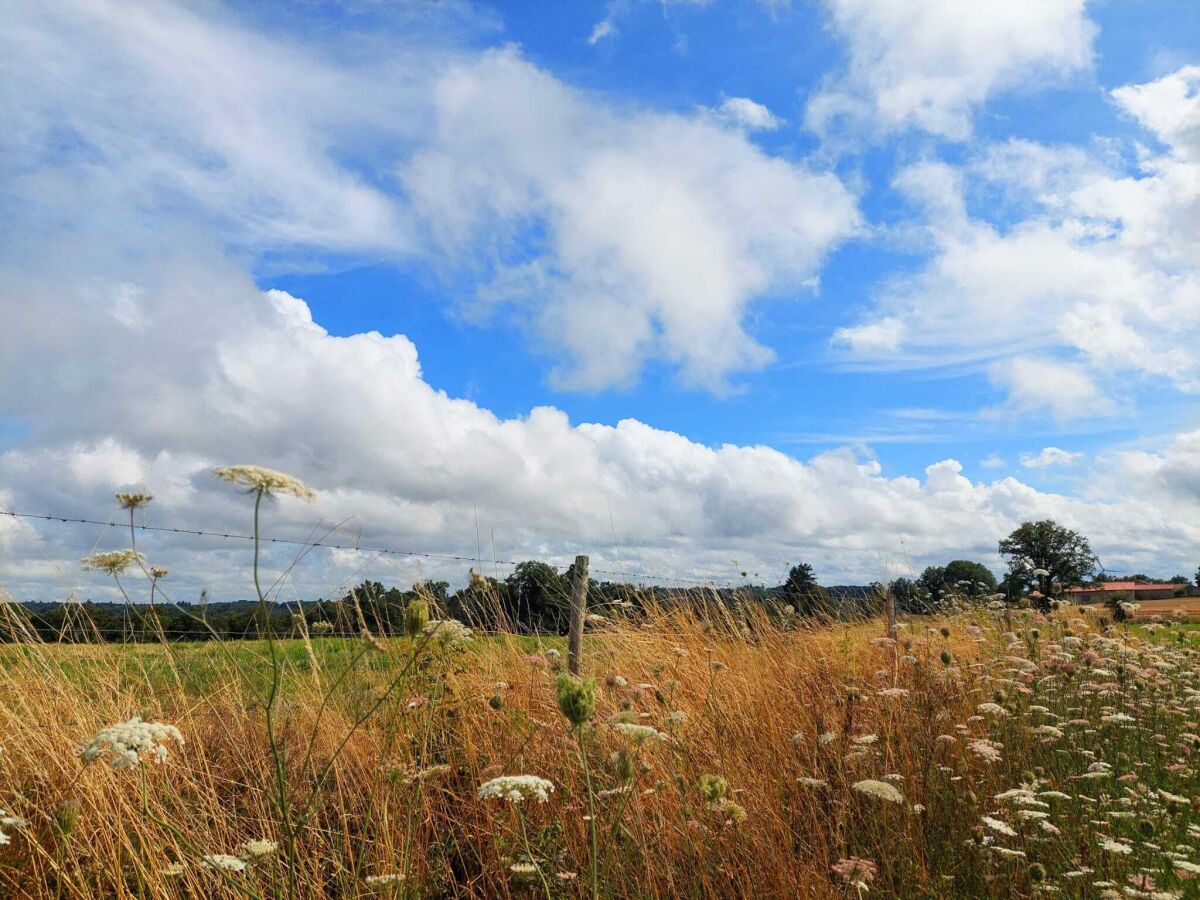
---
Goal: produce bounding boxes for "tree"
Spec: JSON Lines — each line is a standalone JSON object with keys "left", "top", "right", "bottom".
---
{"left": 918, "top": 566, "right": 947, "bottom": 604}
{"left": 998, "top": 520, "right": 1097, "bottom": 605}
{"left": 942, "top": 560, "right": 997, "bottom": 598}
{"left": 782, "top": 563, "right": 830, "bottom": 617}
{"left": 1195, "top": 565, "right": 1200, "bottom": 590}
{"left": 890, "top": 576, "right": 933, "bottom": 614}
{"left": 505, "top": 561, "right": 569, "bottom": 633}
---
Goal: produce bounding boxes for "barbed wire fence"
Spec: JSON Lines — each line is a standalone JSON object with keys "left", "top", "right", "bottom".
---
{"left": 0, "top": 507, "right": 758, "bottom": 590}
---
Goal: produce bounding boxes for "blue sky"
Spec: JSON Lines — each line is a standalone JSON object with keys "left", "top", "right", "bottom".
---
{"left": 1, "top": 0, "right": 1199, "bottom": 600}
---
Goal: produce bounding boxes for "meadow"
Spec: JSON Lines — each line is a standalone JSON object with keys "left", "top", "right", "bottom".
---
{"left": 0, "top": 471, "right": 1198, "bottom": 898}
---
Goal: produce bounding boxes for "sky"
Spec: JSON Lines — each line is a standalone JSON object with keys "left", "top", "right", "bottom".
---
{"left": 1, "top": 0, "right": 1199, "bottom": 604}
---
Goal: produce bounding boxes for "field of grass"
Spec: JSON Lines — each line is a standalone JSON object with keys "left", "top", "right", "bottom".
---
{"left": 1, "top": 599, "right": 1199, "bottom": 898}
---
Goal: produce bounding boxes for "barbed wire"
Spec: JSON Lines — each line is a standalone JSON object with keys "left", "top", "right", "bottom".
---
{"left": 0, "top": 509, "right": 745, "bottom": 588}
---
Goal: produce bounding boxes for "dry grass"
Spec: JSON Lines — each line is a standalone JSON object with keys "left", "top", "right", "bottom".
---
{"left": 1, "top": 600, "right": 1198, "bottom": 898}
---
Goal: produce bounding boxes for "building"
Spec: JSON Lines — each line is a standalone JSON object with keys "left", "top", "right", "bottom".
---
{"left": 1064, "top": 581, "right": 1191, "bottom": 602}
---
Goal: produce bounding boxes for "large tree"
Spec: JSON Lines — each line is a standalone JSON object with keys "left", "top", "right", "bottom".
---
{"left": 942, "top": 560, "right": 997, "bottom": 598}
{"left": 782, "top": 563, "right": 830, "bottom": 617}
{"left": 998, "top": 520, "right": 1097, "bottom": 604}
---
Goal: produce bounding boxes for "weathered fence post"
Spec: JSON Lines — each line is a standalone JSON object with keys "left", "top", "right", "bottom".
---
{"left": 885, "top": 589, "right": 897, "bottom": 636}
{"left": 568, "top": 554, "right": 589, "bottom": 676}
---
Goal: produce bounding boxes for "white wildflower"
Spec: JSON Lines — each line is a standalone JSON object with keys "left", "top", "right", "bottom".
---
{"left": 852, "top": 779, "right": 905, "bottom": 803}
{"left": 213, "top": 465, "right": 314, "bottom": 500}
{"left": 81, "top": 550, "right": 144, "bottom": 576}
{"left": 1098, "top": 838, "right": 1133, "bottom": 855}
{"left": 80, "top": 717, "right": 184, "bottom": 770}
{"left": 983, "top": 816, "right": 1018, "bottom": 837}
{"left": 201, "top": 854, "right": 248, "bottom": 873}
{"left": 478, "top": 775, "right": 555, "bottom": 804}
{"left": 241, "top": 839, "right": 278, "bottom": 860}
{"left": 613, "top": 723, "right": 665, "bottom": 743}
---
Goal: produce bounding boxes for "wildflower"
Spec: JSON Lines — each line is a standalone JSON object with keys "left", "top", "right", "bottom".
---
{"left": 149, "top": 565, "right": 168, "bottom": 579}
{"left": 555, "top": 673, "right": 596, "bottom": 728}
{"left": 557, "top": 872, "right": 578, "bottom": 882}
{"left": 852, "top": 779, "right": 905, "bottom": 803}
{"left": 79, "top": 717, "right": 183, "bottom": 770}
{"left": 364, "top": 873, "right": 406, "bottom": 888}
{"left": 1098, "top": 838, "right": 1133, "bottom": 855}
{"left": 478, "top": 775, "right": 555, "bottom": 804}
{"left": 666, "top": 710, "right": 688, "bottom": 727}
{"left": 312, "top": 620, "right": 334, "bottom": 634}
{"left": 977, "top": 702, "right": 1009, "bottom": 717}
{"left": 992, "top": 847, "right": 1026, "bottom": 859}
{"left": 878, "top": 688, "right": 910, "bottom": 698}
{"left": 510, "top": 862, "right": 539, "bottom": 878}
{"left": 241, "top": 839, "right": 278, "bottom": 860}
{"left": 0, "top": 810, "right": 28, "bottom": 846}
{"left": 852, "top": 734, "right": 878, "bottom": 746}
{"left": 1101, "top": 712, "right": 1136, "bottom": 724}
{"left": 213, "top": 465, "right": 314, "bottom": 500}
{"left": 831, "top": 857, "right": 877, "bottom": 889}
{"left": 819, "top": 731, "right": 839, "bottom": 745}
{"left": 422, "top": 619, "right": 472, "bottom": 648}
{"left": 798, "top": 777, "right": 829, "bottom": 788}
{"left": 983, "top": 816, "right": 1018, "bottom": 837}
{"left": 201, "top": 854, "right": 248, "bottom": 873}
{"left": 162, "top": 863, "right": 185, "bottom": 877}
{"left": 613, "top": 723, "right": 665, "bottom": 744}
{"left": 81, "top": 550, "right": 144, "bottom": 576}
{"left": 968, "top": 738, "right": 1003, "bottom": 764}
{"left": 115, "top": 491, "right": 153, "bottom": 509}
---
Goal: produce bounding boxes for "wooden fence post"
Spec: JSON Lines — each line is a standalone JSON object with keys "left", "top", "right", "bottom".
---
{"left": 568, "top": 554, "right": 589, "bottom": 676}
{"left": 885, "top": 589, "right": 897, "bottom": 636}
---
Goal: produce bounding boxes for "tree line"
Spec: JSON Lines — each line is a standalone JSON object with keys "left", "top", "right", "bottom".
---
{"left": 5, "top": 519, "right": 1196, "bottom": 643}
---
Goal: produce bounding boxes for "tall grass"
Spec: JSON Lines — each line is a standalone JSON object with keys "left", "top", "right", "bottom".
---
{"left": 0, "top": 477, "right": 1197, "bottom": 897}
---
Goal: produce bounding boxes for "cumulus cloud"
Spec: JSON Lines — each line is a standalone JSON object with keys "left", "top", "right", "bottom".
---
{"left": 807, "top": 0, "right": 1095, "bottom": 140}
{"left": 832, "top": 66, "right": 1200, "bottom": 416}
{"left": 401, "top": 48, "right": 860, "bottom": 390}
{"left": 715, "top": 97, "right": 783, "bottom": 131}
{"left": 3, "top": 5, "right": 855, "bottom": 393}
{"left": 2, "top": 237, "right": 1199, "bottom": 603}
{"left": 1019, "top": 447, "right": 1083, "bottom": 469}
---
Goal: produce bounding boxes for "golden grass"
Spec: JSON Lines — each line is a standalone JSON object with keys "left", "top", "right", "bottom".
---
{"left": 0, "top": 605, "right": 1196, "bottom": 898}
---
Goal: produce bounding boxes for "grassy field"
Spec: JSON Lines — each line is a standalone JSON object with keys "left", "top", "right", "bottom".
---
{"left": 1, "top": 600, "right": 1199, "bottom": 899}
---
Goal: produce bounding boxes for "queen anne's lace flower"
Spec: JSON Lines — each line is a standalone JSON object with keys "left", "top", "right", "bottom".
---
{"left": 81, "top": 550, "right": 144, "bottom": 576}
{"left": 852, "top": 779, "right": 905, "bottom": 803}
{"left": 422, "top": 619, "right": 473, "bottom": 648}
{"left": 213, "top": 465, "right": 314, "bottom": 500}
{"left": 0, "top": 810, "right": 28, "bottom": 846}
{"left": 241, "top": 839, "right": 278, "bottom": 860}
{"left": 201, "top": 854, "right": 248, "bottom": 873}
{"left": 478, "top": 775, "right": 555, "bottom": 804}
{"left": 80, "top": 717, "right": 184, "bottom": 770}
{"left": 613, "top": 723, "right": 666, "bottom": 743}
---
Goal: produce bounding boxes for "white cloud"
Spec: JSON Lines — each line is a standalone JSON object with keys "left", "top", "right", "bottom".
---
{"left": 807, "top": 0, "right": 1095, "bottom": 140}
{"left": 3, "top": 5, "right": 859, "bottom": 393}
{"left": 989, "top": 358, "right": 1113, "bottom": 421}
{"left": 715, "top": 97, "right": 783, "bottom": 131}
{"left": 1, "top": 239, "right": 1198, "bottom": 601}
{"left": 402, "top": 48, "right": 860, "bottom": 390}
{"left": 1019, "top": 447, "right": 1083, "bottom": 469}
{"left": 1111, "top": 65, "right": 1200, "bottom": 160}
{"left": 833, "top": 66, "right": 1200, "bottom": 414}
{"left": 833, "top": 315, "right": 905, "bottom": 353}
{"left": 980, "top": 454, "right": 1006, "bottom": 470}
{"left": 588, "top": 19, "right": 617, "bottom": 45}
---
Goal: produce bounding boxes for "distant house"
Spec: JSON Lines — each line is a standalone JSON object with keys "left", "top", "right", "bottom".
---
{"left": 1065, "top": 581, "right": 1192, "bottom": 602}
